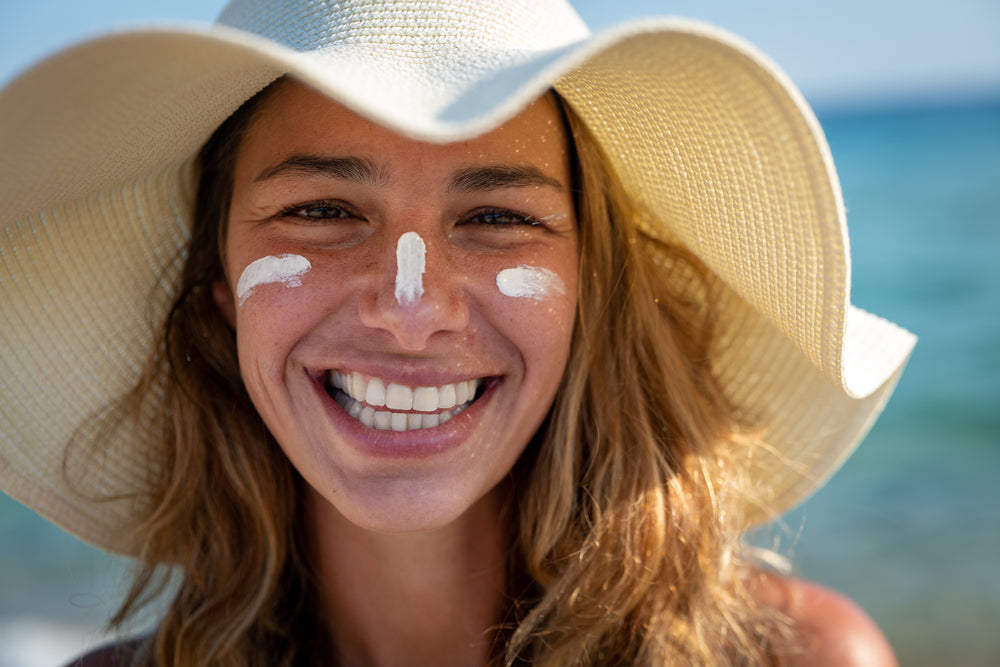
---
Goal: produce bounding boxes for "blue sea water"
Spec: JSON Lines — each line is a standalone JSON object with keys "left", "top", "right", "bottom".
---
{"left": 779, "top": 98, "right": 1000, "bottom": 666}
{"left": 1, "top": 99, "right": 998, "bottom": 666}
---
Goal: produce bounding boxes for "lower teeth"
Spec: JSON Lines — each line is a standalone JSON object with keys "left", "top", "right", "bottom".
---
{"left": 333, "top": 390, "right": 468, "bottom": 431}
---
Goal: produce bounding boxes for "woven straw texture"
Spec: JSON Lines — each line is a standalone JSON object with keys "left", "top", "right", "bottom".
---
{"left": 0, "top": 0, "right": 915, "bottom": 555}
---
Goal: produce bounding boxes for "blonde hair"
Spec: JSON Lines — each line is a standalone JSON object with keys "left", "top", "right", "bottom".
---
{"left": 506, "top": 100, "right": 794, "bottom": 664}
{"left": 102, "top": 85, "right": 795, "bottom": 665}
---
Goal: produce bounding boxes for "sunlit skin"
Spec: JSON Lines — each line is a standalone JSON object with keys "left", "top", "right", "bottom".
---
{"left": 212, "top": 80, "right": 578, "bottom": 665}
{"left": 215, "top": 79, "right": 577, "bottom": 535}
{"left": 203, "top": 80, "right": 898, "bottom": 667}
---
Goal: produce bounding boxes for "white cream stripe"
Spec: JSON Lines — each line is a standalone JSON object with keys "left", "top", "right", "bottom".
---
{"left": 236, "top": 254, "right": 311, "bottom": 306}
{"left": 496, "top": 265, "right": 565, "bottom": 300}
{"left": 394, "top": 231, "right": 426, "bottom": 305}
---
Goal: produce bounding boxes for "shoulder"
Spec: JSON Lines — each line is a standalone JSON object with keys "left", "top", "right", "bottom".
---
{"left": 63, "top": 637, "right": 146, "bottom": 667}
{"left": 751, "top": 572, "right": 898, "bottom": 667}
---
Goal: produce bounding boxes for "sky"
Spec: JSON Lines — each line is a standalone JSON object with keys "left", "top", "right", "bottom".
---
{"left": 1, "top": 0, "right": 999, "bottom": 110}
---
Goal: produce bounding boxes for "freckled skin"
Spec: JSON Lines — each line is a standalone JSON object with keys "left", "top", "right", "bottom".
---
{"left": 214, "top": 80, "right": 579, "bottom": 535}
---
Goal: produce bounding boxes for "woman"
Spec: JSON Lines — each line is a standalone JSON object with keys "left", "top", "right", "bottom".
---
{"left": 0, "top": 0, "right": 915, "bottom": 665}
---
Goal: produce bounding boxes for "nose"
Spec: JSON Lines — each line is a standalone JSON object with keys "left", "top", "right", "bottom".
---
{"left": 357, "top": 231, "right": 470, "bottom": 350}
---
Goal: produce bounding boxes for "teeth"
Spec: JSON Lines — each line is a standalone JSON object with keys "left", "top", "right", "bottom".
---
{"left": 412, "top": 386, "right": 438, "bottom": 412}
{"left": 438, "top": 384, "right": 457, "bottom": 410}
{"left": 390, "top": 412, "right": 408, "bottom": 432}
{"left": 326, "top": 371, "right": 484, "bottom": 432}
{"left": 351, "top": 372, "right": 366, "bottom": 402}
{"left": 339, "top": 373, "right": 481, "bottom": 414}
{"left": 333, "top": 390, "right": 350, "bottom": 410}
{"left": 385, "top": 383, "right": 413, "bottom": 410}
{"left": 365, "top": 378, "right": 386, "bottom": 407}
{"left": 330, "top": 370, "right": 344, "bottom": 390}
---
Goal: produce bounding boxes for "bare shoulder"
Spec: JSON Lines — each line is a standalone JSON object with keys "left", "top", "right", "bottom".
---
{"left": 63, "top": 637, "right": 146, "bottom": 667}
{"left": 751, "top": 572, "right": 898, "bottom": 667}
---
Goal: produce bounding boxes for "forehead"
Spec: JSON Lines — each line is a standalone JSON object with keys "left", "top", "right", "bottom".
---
{"left": 236, "top": 79, "right": 570, "bottom": 174}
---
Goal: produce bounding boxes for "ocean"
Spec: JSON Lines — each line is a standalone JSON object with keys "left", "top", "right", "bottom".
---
{"left": 2, "top": 99, "right": 998, "bottom": 666}
{"left": 779, "top": 98, "right": 1000, "bottom": 665}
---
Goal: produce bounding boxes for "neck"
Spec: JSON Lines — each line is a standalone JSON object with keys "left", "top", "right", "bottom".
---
{"left": 306, "top": 485, "right": 511, "bottom": 667}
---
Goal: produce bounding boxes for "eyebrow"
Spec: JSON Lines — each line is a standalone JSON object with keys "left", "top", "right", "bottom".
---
{"left": 253, "top": 154, "right": 387, "bottom": 185}
{"left": 449, "top": 165, "right": 564, "bottom": 193}
{"left": 252, "top": 154, "right": 563, "bottom": 193}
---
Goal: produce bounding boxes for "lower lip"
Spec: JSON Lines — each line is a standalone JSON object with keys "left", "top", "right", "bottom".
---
{"left": 312, "top": 376, "right": 496, "bottom": 460}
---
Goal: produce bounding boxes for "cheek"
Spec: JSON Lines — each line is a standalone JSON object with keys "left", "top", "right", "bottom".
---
{"left": 234, "top": 250, "right": 363, "bottom": 315}
{"left": 488, "top": 261, "right": 578, "bottom": 380}
{"left": 231, "top": 255, "right": 346, "bottom": 364}
{"left": 234, "top": 253, "right": 317, "bottom": 345}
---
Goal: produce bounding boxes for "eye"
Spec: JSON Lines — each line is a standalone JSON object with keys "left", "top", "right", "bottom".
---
{"left": 279, "top": 200, "right": 356, "bottom": 222}
{"left": 465, "top": 208, "right": 540, "bottom": 227}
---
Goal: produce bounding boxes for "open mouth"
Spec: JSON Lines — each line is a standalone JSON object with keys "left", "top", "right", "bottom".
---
{"left": 325, "top": 370, "right": 489, "bottom": 431}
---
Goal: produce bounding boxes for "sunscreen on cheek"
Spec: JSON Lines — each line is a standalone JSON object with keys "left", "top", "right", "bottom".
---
{"left": 395, "top": 231, "right": 426, "bottom": 305}
{"left": 236, "top": 254, "right": 312, "bottom": 306}
{"left": 496, "top": 266, "right": 565, "bottom": 300}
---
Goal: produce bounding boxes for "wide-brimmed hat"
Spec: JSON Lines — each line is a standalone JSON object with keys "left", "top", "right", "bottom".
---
{"left": 0, "top": 0, "right": 915, "bottom": 556}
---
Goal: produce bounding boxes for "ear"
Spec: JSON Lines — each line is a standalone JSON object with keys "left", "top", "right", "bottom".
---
{"left": 213, "top": 278, "right": 238, "bottom": 328}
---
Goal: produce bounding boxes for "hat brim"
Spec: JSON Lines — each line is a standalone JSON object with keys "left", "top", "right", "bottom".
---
{"left": 0, "top": 18, "right": 915, "bottom": 554}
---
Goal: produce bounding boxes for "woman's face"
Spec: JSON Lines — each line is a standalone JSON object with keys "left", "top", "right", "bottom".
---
{"left": 215, "top": 80, "right": 578, "bottom": 533}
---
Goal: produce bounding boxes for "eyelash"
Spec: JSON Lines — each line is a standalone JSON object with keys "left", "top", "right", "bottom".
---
{"left": 278, "top": 202, "right": 541, "bottom": 228}
{"left": 278, "top": 200, "right": 354, "bottom": 222}
{"left": 466, "top": 207, "right": 541, "bottom": 228}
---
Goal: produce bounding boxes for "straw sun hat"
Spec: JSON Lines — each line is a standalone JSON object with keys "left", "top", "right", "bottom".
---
{"left": 0, "top": 0, "right": 915, "bottom": 555}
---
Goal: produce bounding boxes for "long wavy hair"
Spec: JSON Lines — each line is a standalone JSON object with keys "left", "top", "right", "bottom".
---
{"left": 105, "top": 79, "right": 797, "bottom": 666}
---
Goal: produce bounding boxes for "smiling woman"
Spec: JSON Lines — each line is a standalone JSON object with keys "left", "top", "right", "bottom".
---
{"left": 0, "top": 1, "right": 914, "bottom": 666}
{"left": 212, "top": 81, "right": 579, "bottom": 535}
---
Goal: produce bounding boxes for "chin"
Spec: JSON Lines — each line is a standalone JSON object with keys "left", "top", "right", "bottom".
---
{"left": 308, "top": 471, "right": 507, "bottom": 536}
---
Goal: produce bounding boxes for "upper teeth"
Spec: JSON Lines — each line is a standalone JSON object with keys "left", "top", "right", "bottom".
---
{"left": 329, "top": 371, "right": 482, "bottom": 413}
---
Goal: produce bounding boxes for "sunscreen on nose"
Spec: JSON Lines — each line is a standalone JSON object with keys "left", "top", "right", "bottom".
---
{"left": 236, "top": 254, "right": 311, "bottom": 306}
{"left": 496, "top": 266, "right": 565, "bottom": 300}
{"left": 395, "top": 231, "right": 426, "bottom": 305}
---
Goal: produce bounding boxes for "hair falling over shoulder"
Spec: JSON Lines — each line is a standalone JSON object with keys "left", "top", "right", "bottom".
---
{"left": 102, "top": 86, "right": 797, "bottom": 666}
{"left": 503, "top": 100, "right": 799, "bottom": 665}
{"left": 104, "top": 84, "right": 332, "bottom": 667}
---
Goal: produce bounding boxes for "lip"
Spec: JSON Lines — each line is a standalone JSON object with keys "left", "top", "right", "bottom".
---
{"left": 310, "top": 372, "right": 499, "bottom": 460}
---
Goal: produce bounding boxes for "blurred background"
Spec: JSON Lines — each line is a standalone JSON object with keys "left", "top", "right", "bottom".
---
{"left": 1, "top": 1, "right": 998, "bottom": 665}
